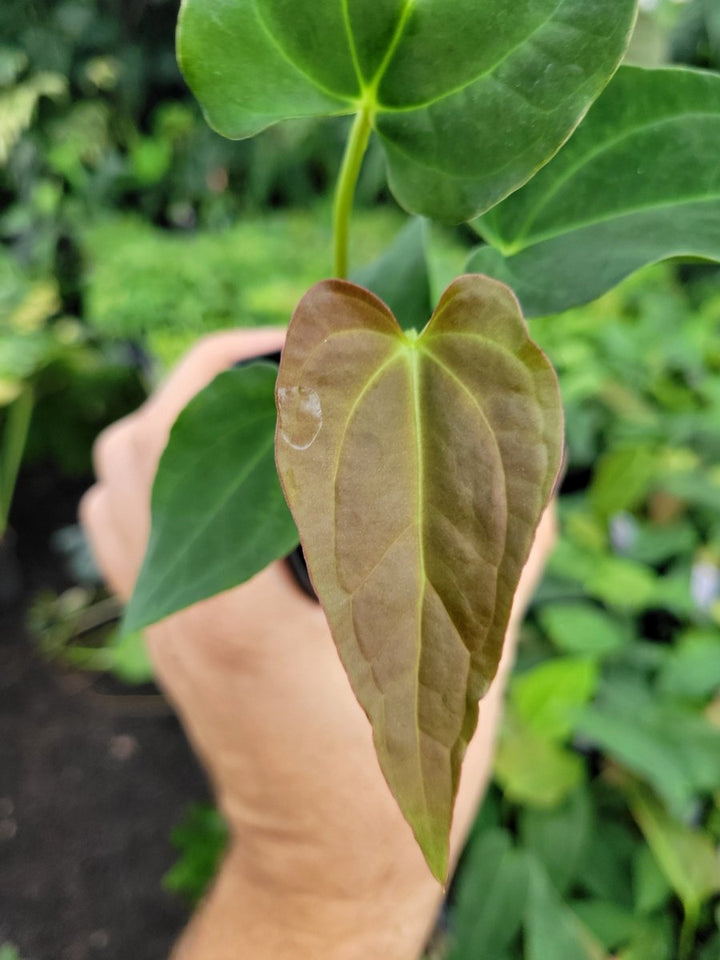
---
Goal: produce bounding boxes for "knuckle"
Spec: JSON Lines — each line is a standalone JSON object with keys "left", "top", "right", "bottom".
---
{"left": 91, "top": 416, "right": 141, "bottom": 480}
{"left": 78, "top": 485, "right": 105, "bottom": 538}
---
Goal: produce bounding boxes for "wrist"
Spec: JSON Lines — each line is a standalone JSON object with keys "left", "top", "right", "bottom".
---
{"left": 173, "top": 842, "right": 440, "bottom": 960}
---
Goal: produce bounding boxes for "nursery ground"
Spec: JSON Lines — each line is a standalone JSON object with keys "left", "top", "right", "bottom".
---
{"left": 0, "top": 469, "right": 210, "bottom": 960}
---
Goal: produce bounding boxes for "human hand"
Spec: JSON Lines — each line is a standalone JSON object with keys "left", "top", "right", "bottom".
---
{"left": 80, "top": 330, "right": 557, "bottom": 960}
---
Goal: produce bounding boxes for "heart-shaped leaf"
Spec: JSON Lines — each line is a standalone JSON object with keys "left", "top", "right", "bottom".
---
{"left": 178, "top": 0, "right": 637, "bottom": 221}
{"left": 125, "top": 363, "right": 299, "bottom": 632}
{"left": 468, "top": 66, "right": 720, "bottom": 315}
{"left": 275, "top": 275, "right": 563, "bottom": 879}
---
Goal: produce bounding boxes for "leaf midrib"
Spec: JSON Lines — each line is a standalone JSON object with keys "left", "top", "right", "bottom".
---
{"left": 408, "top": 346, "right": 429, "bottom": 824}
{"left": 375, "top": 0, "right": 565, "bottom": 114}
{"left": 254, "top": 0, "right": 356, "bottom": 102}
{"left": 494, "top": 190, "right": 720, "bottom": 256}
{"left": 256, "top": 0, "right": 577, "bottom": 123}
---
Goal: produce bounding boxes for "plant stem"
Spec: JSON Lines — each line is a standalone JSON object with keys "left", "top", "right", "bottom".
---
{"left": 333, "top": 104, "right": 373, "bottom": 279}
{"left": 678, "top": 904, "right": 698, "bottom": 960}
{"left": 0, "top": 384, "right": 35, "bottom": 538}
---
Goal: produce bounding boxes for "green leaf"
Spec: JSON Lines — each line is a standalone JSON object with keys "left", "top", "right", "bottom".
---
{"left": 525, "top": 858, "right": 605, "bottom": 960}
{"left": 105, "top": 629, "right": 154, "bottom": 685}
{"left": 570, "top": 900, "right": 638, "bottom": 951}
{"left": 577, "top": 700, "right": 720, "bottom": 818}
{"left": 520, "top": 785, "right": 591, "bottom": 895}
{"left": 495, "top": 712, "right": 583, "bottom": 809}
{"left": 275, "top": 276, "right": 563, "bottom": 880}
{"left": 352, "top": 218, "right": 431, "bottom": 332}
{"left": 448, "top": 829, "right": 530, "bottom": 959}
{"left": 511, "top": 657, "right": 599, "bottom": 741}
{"left": 125, "top": 363, "right": 299, "bottom": 631}
{"left": 624, "top": 780, "right": 720, "bottom": 921}
{"left": 698, "top": 934, "right": 720, "bottom": 960}
{"left": 538, "top": 602, "right": 627, "bottom": 657}
{"left": 622, "top": 521, "right": 698, "bottom": 568}
{"left": 633, "top": 843, "right": 671, "bottom": 916}
{"left": 615, "top": 916, "right": 674, "bottom": 960}
{"left": 583, "top": 556, "right": 657, "bottom": 611}
{"left": 576, "top": 818, "right": 636, "bottom": 907}
{"left": 657, "top": 629, "right": 720, "bottom": 700}
{"left": 163, "top": 803, "right": 228, "bottom": 904}
{"left": 588, "top": 445, "right": 658, "bottom": 520}
{"left": 0, "top": 71, "right": 67, "bottom": 164}
{"left": 469, "top": 66, "right": 720, "bottom": 314}
{"left": 178, "top": 0, "right": 637, "bottom": 221}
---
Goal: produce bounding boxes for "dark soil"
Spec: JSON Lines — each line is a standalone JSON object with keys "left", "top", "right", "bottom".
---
{"left": 0, "top": 468, "right": 211, "bottom": 960}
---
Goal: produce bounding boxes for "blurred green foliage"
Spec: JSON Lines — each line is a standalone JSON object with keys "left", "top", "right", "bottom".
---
{"left": 163, "top": 803, "right": 229, "bottom": 905}
{"left": 81, "top": 208, "right": 409, "bottom": 367}
{"left": 29, "top": 583, "right": 154, "bottom": 685}
{"left": 0, "top": 0, "right": 385, "bottom": 274}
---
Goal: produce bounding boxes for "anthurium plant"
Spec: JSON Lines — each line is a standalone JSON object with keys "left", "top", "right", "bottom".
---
{"left": 124, "top": 0, "right": 720, "bottom": 882}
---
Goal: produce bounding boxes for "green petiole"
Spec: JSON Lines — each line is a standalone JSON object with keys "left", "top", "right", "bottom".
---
{"left": 332, "top": 103, "right": 373, "bottom": 280}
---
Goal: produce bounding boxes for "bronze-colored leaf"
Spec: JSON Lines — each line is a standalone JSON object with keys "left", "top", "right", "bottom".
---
{"left": 276, "top": 275, "right": 563, "bottom": 880}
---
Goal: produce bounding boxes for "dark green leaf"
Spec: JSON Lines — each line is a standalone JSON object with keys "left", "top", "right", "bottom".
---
{"left": 633, "top": 843, "right": 671, "bottom": 916}
{"left": 469, "top": 66, "right": 720, "bottom": 314}
{"left": 623, "top": 779, "right": 720, "bottom": 921}
{"left": 276, "top": 276, "right": 563, "bottom": 879}
{"left": 525, "top": 858, "right": 605, "bottom": 960}
{"left": 615, "top": 915, "right": 674, "bottom": 960}
{"left": 352, "top": 218, "right": 431, "bottom": 331}
{"left": 126, "top": 364, "right": 299, "bottom": 631}
{"left": 577, "top": 700, "right": 720, "bottom": 818}
{"left": 449, "top": 829, "right": 530, "bottom": 959}
{"left": 589, "top": 446, "right": 658, "bottom": 520}
{"left": 622, "top": 521, "right": 698, "bottom": 568}
{"left": 570, "top": 900, "right": 638, "bottom": 951}
{"left": 697, "top": 932, "right": 720, "bottom": 960}
{"left": 178, "top": 0, "right": 637, "bottom": 221}
{"left": 520, "top": 785, "right": 591, "bottom": 895}
{"left": 657, "top": 630, "right": 720, "bottom": 700}
{"left": 538, "top": 602, "right": 627, "bottom": 657}
{"left": 576, "top": 819, "right": 636, "bottom": 907}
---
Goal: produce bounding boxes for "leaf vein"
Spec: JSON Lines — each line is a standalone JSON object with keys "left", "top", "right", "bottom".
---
{"left": 377, "top": 0, "right": 564, "bottom": 113}
{"left": 253, "top": 1, "right": 356, "bottom": 102}
{"left": 511, "top": 111, "right": 720, "bottom": 247}
{"left": 139, "top": 427, "right": 277, "bottom": 609}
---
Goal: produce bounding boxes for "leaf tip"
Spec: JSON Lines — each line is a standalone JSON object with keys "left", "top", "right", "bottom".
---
{"left": 412, "top": 819, "right": 450, "bottom": 886}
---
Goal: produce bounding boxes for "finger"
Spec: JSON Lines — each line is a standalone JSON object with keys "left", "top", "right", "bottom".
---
{"left": 509, "top": 500, "right": 558, "bottom": 626}
{"left": 79, "top": 485, "right": 138, "bottom": 601}
{"left": 145, "top": 328, "right": 287, "bottom": 431}
{"left": 90, "top": 418, "right": 155, "bottom": 564}
{"left": 92, "top": 415, "right": 149, "bottom": 487}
